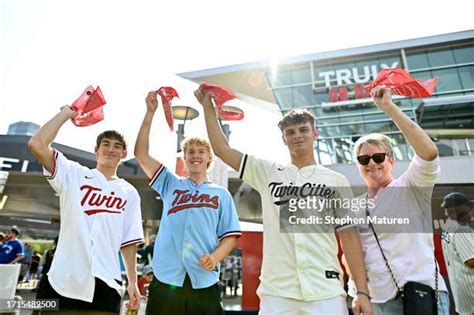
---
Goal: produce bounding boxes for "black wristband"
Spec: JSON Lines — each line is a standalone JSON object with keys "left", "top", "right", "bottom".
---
{"left": 357, "top": 290, "right": 371, "bottom": 300}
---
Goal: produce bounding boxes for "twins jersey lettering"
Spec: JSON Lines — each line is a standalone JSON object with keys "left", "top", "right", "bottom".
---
{"left": 239, "top": 154, "right": 354, "bottom": 301}
{"left": 441, "top": 220, "right": 473, "bottom": 314}
{"left": 150, "top": 165, "right": 241, "bottom": 289}
{"left": 43, "top": 150, "right": 144, "bottom": 302}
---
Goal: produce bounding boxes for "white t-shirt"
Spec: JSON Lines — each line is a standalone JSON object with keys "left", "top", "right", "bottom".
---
{"left": 239, "top": 154, "right": 354, "bottom": 301}
{"left": 348, "top": 155, "right": 447, "bottom": 303}
{"left": 44, "top": 150, "right": 144, "bottom": 302}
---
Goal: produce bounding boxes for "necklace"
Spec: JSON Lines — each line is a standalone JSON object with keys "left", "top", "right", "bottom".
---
{"left": 297, "top": 164, "right": 318, "bottom": 179}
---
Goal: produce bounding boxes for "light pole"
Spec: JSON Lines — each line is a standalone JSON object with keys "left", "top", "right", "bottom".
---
{"left": 210, "top": 105, "right": 244, "bottom": 188}
{"left": 171, "top": 105, "right": 199, "bottom": 152}
{"left": 218, "top": 105, "right": 244, "bottom": 140}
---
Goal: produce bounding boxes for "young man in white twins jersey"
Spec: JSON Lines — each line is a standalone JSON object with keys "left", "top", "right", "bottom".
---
{"left": 28, "top": 105, "right": 144, "bottom": 313}
{"left": 195, "top": 85, "right": 373, "bottom": 315}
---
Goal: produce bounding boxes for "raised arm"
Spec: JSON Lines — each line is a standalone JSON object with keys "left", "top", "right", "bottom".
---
{"left": 194, "top": 85, "right": 243, "bottom": 171}
{"left": 27, "top": 106, "right": 78, "bottom": 173}
{"left": 134, "top": 91, "right": 163, "bottom": 179}
{"left": 372, "top": 86, "right": 438, "bottom": 161}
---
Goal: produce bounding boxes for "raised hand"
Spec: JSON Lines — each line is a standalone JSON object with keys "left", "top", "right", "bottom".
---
{"left": 194, "top": 85, "right": 213, "bottom": 109}
{"left": 145, "top": 91, "right": 159, "bottom": 112}
{"left": 371, "top": 86, "right": 396, "bottom": 113}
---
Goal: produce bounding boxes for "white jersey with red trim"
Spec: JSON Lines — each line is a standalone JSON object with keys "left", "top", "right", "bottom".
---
{"left": 43, "top": 150, "right": 144, "bottom": 302}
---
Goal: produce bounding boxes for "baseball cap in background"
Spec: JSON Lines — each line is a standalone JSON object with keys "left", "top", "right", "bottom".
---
{"left": 10, "top": 225, "right": 20, "bottom": 235}
{"left": 142, "top": 265, "right": 153, "bottom": 275}
{"left": 441, "top": 192, "right": 473, "bottom": 208}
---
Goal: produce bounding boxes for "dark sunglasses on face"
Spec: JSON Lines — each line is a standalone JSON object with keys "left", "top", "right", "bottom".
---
{"left": 357, "top": 153, "right": 387, "bottom": 165}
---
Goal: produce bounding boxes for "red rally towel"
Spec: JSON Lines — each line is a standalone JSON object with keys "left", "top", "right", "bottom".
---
{"left": 201, "top": 83, "right": 243, "bottom": 121}
{"left": 365, "top": 68, "right": 437, "bottom": 98}
{"left": 156, "top": 87, "right": 180, "bottom": 131}
{"left": 70, "top": 85, "right": 106, "bottom": 126}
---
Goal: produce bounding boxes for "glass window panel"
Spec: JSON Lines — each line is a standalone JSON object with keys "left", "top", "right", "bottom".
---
{"left": 432, "top": 68, "right": 462, "bottom": 92}
{"left": 362, "top": 113, "right": 387, "bottom": 121}
{"left": 318, "top": 126, "right": 340, "bottom": 137}
{"left": 427, "top": 49, "right": 455, "bottom": 67}
{"left": 273, "top": 88, "right": 293, "bottom": 110}
{"left": 364, "top": 121, "right": 391, "bottom": 134}
{"left": 264, "top": 71, "right": 274, "bottom": 88}
{"left": 292, "top": 85, "right": 313, "bottom": 107}
{"left": 378, "top": 55, "right": 402, "bottom": 68}
{"left": 272, "top": 69, "right": 292, "bottom": 87}
{"left": 292, "top": 66, "right": 311, "bottom": 84}
{"left": 338, "top": 115, "right": 363, "bottom": 123}
{"left": 313, "top": 64, "right": 335, "bottom": 82}
{"left": 340, "top": 124, "right": 363, "bottom": 136}
{"left": 458, "top": 65, "right": 474, "bottom": 90}
{"left": 315, "top": 142, "right": 334, "bottom": 165}
{"left": 333, "top": 61, "right": 357, "bottom": 71}
{"left": 406, "top": 52, "right": 430, "bottom": 69}
{"left": 412, "top": 70, "right": 433, "bottom": 81}
{"left": 396, "top": 99, "right": 414, "bottom": 109}
{"left": 314, "top": 91, "right": 329, "bottom": 104}
{"left": 453, "top": 45, "right": 474, "bottom": 64}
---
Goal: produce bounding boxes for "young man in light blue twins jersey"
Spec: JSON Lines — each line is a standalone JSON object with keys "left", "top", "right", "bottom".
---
{"left": 135, "top": 91, "right": 241, "bottom": 315}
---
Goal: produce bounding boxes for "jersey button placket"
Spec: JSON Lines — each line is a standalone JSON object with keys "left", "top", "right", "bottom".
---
{"left": 295, "top": 173, "right": 312, "bottom": 300}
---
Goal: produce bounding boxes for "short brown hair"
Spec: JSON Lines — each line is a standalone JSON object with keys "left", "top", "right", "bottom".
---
{"left": 278, "top": 109, "right": 315, "bottom": 132}
{"left": 353, "top": 133, "right": 393, "bottom": 158}
{"left": 96, "top": 130, "right": 127, "bottom": 151}
{"left": 181, "top": 136, "right": 214, "bottom": 169}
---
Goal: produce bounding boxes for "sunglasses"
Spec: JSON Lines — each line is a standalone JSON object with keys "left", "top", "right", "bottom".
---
{"left": 357, "top": 153, "right": 387, "bottom": 165}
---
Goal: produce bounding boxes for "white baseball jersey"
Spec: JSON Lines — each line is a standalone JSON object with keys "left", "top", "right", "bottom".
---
{"left": 239, "top": 154, "right": 354, "bottom": 301}
{"left": 43, "top": 150, "right": 144, "bottom": 302}
{"left": 441, "top": 220, "right": 474, "bottom": 314}
{"left": 348, "top": 155, "right": 447, "bottom": 303}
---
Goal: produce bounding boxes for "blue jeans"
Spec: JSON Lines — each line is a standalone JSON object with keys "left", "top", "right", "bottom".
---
{"left": 372, "top": 291, "right": 449, "bottom": 315}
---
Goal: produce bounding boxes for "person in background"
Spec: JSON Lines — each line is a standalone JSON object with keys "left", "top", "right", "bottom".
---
{"left": 137, "top": 265, "right": 154, "bottom": 296}
{"left": 441, "top": 192, "right": 474, "bottom": 315}
{"left": 144, "top": 234, "right": 155, "bottom": 264}
{"left": 29, "top": 250, "right": 41, "bottom": 280}
{"left": 0, "top": 226, "right": 24, "bottom": 264}
{"left": 21, "top": 243, "right": 32, "bottom": 281}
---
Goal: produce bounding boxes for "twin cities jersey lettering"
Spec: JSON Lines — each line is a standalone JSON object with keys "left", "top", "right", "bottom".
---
{"left": 43, "top": 150, "right": 144, "bottom": 302}
{"left": 150, "top": 165, "right": 241, "bottom": 289}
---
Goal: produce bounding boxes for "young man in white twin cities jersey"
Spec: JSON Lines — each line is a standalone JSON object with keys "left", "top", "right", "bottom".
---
{"left": 28, "top": 106, "right": 144, "bottom": 313}
{"left": 134, "top": 91, "right": 241, "bottom": 315}
{"left": 195, "top": 84, "right": 372, "bottom": 315}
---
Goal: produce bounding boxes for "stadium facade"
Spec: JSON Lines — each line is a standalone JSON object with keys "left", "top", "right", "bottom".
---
{"left": 179, "top": 30, "right": 474, "bottom": 187}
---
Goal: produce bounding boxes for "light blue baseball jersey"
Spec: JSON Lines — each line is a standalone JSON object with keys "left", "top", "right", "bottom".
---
{"left": 150, "top": 164, "right": 241, "bottom": 289}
